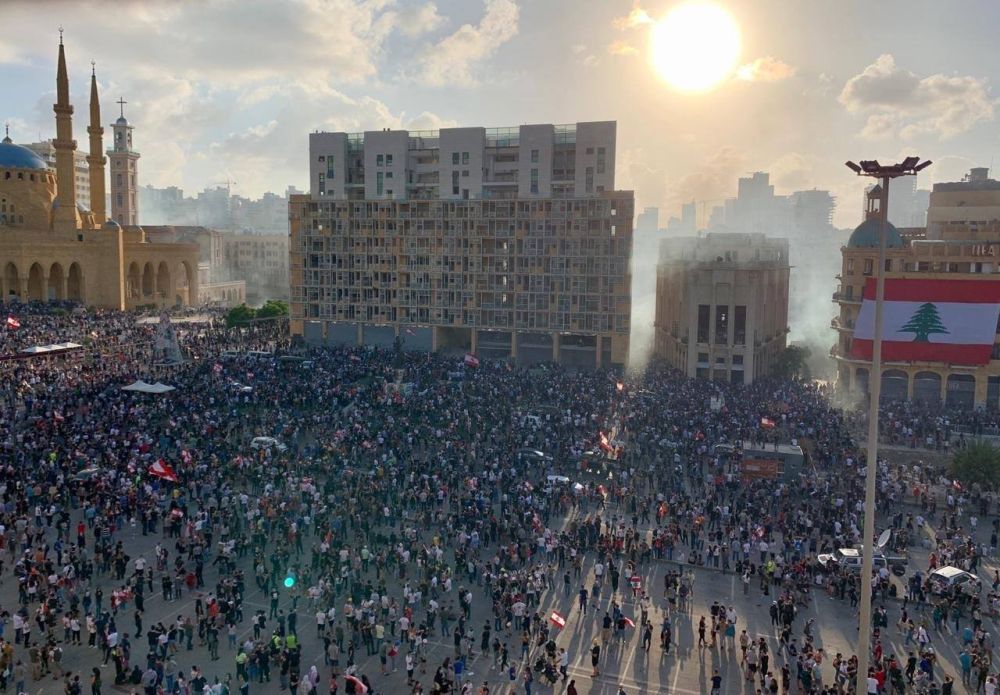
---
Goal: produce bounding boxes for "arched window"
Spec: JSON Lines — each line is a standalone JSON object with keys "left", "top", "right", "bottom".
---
{"left": 29, "top": 174, "right": 34, "bottom": 182}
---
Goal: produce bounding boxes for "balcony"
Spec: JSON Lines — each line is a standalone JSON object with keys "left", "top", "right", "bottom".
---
{"left": 832, "top": 292, "right": 860, "bottom": 304}
{"left": 831, "top": 317, "right": 855, "bottom": 331}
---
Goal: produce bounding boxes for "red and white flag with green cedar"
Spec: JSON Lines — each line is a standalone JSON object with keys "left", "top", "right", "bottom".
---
{"left": 851, "top": 279, "right": 1000, "bottom": 365}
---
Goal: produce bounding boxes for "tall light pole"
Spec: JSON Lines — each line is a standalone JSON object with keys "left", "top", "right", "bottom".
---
{"left": 844, "top": 156, "right": 931, "bottom": 695}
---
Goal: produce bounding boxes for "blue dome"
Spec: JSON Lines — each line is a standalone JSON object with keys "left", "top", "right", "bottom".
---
{"left": 848, "top": 217, "right": 904, "bottom": 249}
{"left": 0, "top": 141, "right": 48, "bottom": 170}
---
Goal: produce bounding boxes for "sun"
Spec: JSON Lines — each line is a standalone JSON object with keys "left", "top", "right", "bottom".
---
{"left": 651, "top": 2, "right": 741, "bottom": 92}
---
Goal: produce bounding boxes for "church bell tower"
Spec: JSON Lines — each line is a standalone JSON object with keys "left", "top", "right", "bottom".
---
{"left": 108, "top": 96, "right": 139, "bottom": 226}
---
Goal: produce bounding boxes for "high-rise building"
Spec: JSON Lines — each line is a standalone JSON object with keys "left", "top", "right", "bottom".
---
{"left": 289, "top": 122, "right": 632, "bottom": 368}
{"left": 654, "top": 232, "right": 790, "bottom": 384}
{"left": 832, "top": 168, "right": 1000, "bottom": 408}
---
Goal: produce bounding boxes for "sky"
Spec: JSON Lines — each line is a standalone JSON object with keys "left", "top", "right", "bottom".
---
{"left": 1, "top": 0, "right": 997, "bottom": 228}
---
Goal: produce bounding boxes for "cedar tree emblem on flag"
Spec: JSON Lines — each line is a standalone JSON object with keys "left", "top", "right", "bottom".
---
{"left": 900, "top": 302, "right": 949, "bottom": 342}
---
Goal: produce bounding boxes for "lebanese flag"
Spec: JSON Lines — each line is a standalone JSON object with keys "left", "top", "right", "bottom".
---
{"left": 5, "top": 316, "right": 19, "bottom": 329}
{"left": 344, "top": 675, "right": 368, "bottom": 694}
{"left": 549, "top": 611, "right": 566, "bottom": 629}
{"left": 623, "top": 617, "right": 636, "bottom": 628}
{"left": 464, "top": 353, "right": 480, "bottom": 368}
{"left": 149, "top": 459, "right": 179, "bottom": 482}
{"left": 599, "top": 431, "right": 613, "bottom": 452}
{"left": 851, "top": 279, "right": 1000, "bottom": 366}
{"left": 761, "top": 417, "right": 776, "bottom": 429}
{"left": 629, "top": 575, "right": 642, "bottom": 589}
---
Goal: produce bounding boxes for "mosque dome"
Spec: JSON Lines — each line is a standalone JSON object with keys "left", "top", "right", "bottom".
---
{"left": 847, "top": 217, "right": 904, "bottom": 249}
{"left": 0, "top": 139, "right": 48, "bottom": 171}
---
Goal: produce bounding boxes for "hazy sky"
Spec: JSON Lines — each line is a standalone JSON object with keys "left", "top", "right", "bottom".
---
{"left": 1, "top": 0, "right": 996, "bottom": 227}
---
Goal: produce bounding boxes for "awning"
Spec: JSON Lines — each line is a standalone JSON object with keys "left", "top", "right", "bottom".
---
{"left": 121, "top": 381, "right": 177, "bottom": 394}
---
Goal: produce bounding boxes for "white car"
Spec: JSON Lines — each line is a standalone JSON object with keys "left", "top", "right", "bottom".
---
{"left": 250, "top": 436, "right": 287, "bottom": 453}
{"left": 929, "top": 566, "right": 979, "bottom": 595}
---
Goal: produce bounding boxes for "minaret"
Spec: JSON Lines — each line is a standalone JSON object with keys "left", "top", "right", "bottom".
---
{"left": 108, "top": 96, "right": 140, "bottom": 226}
{"left": 87, "top": 61, "right": 107, "bottom": 226}
{"left": 52, "top": 28, "right": 81, "bottom": 232}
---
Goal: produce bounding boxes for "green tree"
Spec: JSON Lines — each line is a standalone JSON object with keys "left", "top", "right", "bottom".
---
{"left": 256, "top": 299, "right": 289, "bottom": 320}
{"left": 225, "top": 304, "right": 257, "bottom": 328}
{"left": 900, "top": 302, "right": 949, "bottom": 342}
{"left": 774, "top": 345, "right": 811, "bottom": 381}
{"left": 950, "top": 439, "right": 1000, "bottom": 489}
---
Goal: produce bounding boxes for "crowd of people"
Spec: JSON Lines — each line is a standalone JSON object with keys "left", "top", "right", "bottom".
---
{"left": 0, "top": 302, "right": 995, "bottom": 695}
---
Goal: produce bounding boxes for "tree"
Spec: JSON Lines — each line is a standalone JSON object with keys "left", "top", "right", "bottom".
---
{"left": 900, "top": 302, "right": 949, "bottom": 342}
{"left": 950, "top": 439, "right": 1000, "bottom": 489}
{"left": 773, "top": 345, "right": 811, "bottom": 381}
{"left": 256, "top": 300, "right": 289, "bottom": 320}
{"left": 225, "top": 304, "right": 256, "bottom": 328}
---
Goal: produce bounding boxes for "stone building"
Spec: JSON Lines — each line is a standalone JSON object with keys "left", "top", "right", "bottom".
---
{"left": 832, "top": 168, "right": 1000, "bottom": 409}
{"left": 0, "top": 35, "right": 198, "bottom": 309}
{"left": 653, "top": 232, "right": 790, "bottom": 383}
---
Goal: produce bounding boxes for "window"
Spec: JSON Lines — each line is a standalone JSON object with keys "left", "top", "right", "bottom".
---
{"left": 530, "top": 168, "right": 538, "bottom": 194}
{"left": 386, "top": 154, "right": 393, "bottom": 166}
{"left": 847, "top": 258, "right": 854, "bottom": 273}
{"left": 531, "top": 149, "right": 539, "bottom": 164}
{"left": 585, "top": 167, "right": 594, "bottom": 193}
{"left": 732, "top": 355, "right": 744, "bottom": 365}
{"left": 386, "top": 171, "right": 394, "bottom": 179}
{"left": 697, "top": 352, "right": 709, "bottom": 363}
{"left": 452, "top": 152, "right": 459, "bottom": 165}
{"left": 734, "top": 305, "right": 746, "bottom": 345}
{"left": 376, "top": 171, "right": 384, "bottom": 196}
{"left": 597, "top": 147, "right": 606, "bottom": 174}
{"left": 462, "top": 170, "right": 469, "bottom": 177}
{"left": 885, "top": 258, "right": 892, "bottom": 272}
{"left": 452, "top": 170, "right": 459, "bottom": 195}
{"left": 377, "top": 154, "right": 384, "bottom": 166}
{"left": 697, "top": 304, "right": 710, "bottom": 343}
{"left": 318, "top": 155, "right": 325, "bottom": 162}
{"left": 586, "top": 147, "right": 594, "bottom": 155}
{"left": 117, "top": 173, "right": 122, "bottom": 186}
{"left": 714, "top": 305, "right": 729, "bottom": 345}
{"left": 462, "top": 152, "right": 469, "bottom": 165}
{"left": 318, "top": 173, "right": 325, "bottom": 195}
{"left": 863, "top": 258, "right": 874, "bottom": 275}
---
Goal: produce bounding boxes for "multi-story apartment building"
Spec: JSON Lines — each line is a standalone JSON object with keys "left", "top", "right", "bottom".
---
{"left": 832, "top": 168, "right": 1000, "bottom": 409}
{"left": 221, "top": 233, "right": 289, "bottom": 303}
{"left": 23, "top": 141, "right": 92, "bottom": 211}
{"left": 654, "top": 232, "right": 790, "bottom": 384}
{"left": 290, "top": 122, "right": 632, "bottom": 368}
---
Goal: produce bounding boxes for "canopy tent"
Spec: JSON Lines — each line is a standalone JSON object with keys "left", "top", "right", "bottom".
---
{"left": 121, "top": 381, "right": 177, "bottom": 394}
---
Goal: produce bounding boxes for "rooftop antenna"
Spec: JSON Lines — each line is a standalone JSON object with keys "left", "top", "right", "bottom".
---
{"left": 58, "top": 26, "right": 63, "bottom": 45}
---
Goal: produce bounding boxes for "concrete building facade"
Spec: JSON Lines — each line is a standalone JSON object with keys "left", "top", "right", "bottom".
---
{"left": 654, "top": 232, "right": 790, "bottom": 384}
{"left": 291, "top": 122, "right": 631, "bottom": 367}
{"left": 833, "top": 168, "right": 1000, "bottom": 408}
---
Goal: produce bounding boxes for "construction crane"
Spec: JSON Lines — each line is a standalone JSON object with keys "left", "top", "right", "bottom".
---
{"left": 211, "top": 179, "right": 237, "bottom": 196}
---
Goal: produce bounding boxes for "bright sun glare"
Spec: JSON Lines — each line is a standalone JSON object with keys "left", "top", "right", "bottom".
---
{"left": 651, "top": 2, "right": 741, "bottom": 92}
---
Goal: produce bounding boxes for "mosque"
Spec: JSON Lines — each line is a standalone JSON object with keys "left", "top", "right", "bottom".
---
{"left": 0, "top": 34, "right": 199, "bottom": 309}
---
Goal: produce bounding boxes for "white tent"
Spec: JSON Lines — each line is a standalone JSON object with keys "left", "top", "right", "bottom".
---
{"left": 18, "top": 342, "right": 83, "bottom": 355}
{"left": 19, "top": 346, "right": 53, "bottom": 354}
{"left": 121, "top": 381, "right": 176, "bottom": 394}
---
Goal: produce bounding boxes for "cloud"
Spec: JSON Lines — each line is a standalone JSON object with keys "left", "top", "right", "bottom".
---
{"left": 607, "top": 40, "right": 638, "bottom": 56}
{"left": 839, "top": 54, "right": 996, "bottom": 139}
{"left": 405, "top": 111, "right": 458, "bottom": 130}
{"left": 736, "top": 56, "right": 795, "bottom": 83}
{"left": 768, "top": 152, "right": 813, "bottom": 190}
{"left": 669, "top": 147, "right": 747, "bottom": 211}
{"left": 394, "top": 2, "right": 446, "bottom": 37}
{"left": 613, "top": 7, "right": 653, "bottom": 30}
{"left": 414, "top": 0, "right": 520, "bottom": 87}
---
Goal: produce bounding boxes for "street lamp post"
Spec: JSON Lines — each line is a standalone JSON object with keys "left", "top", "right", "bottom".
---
{"left": 844, "top": 157, "right": 931, "bottom": 695}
